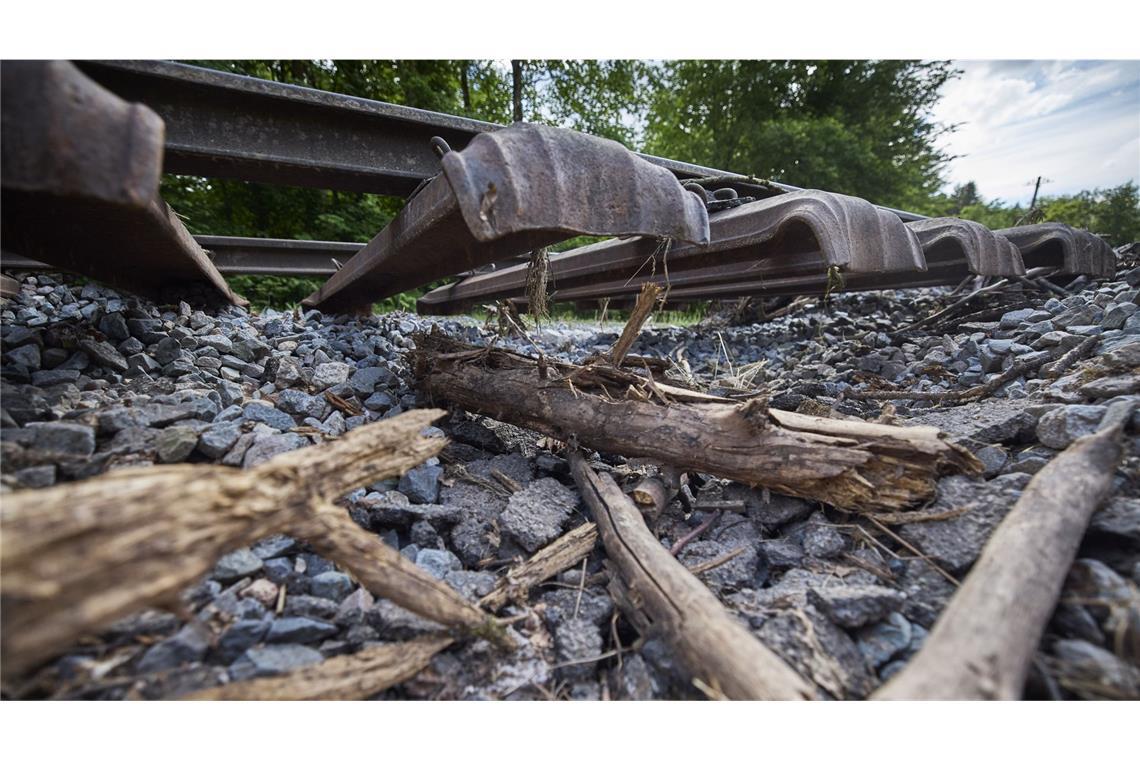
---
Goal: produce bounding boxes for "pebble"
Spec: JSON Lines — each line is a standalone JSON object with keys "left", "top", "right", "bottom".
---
{"left": 499, "top": 477, "right": 579, "bottom": 552}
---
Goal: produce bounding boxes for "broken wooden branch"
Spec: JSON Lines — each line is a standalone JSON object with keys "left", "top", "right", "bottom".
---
{"left": 414, "top": 333, "right": 980, "bottom": 511}
{"left": 568, "top": 449, "right": 814, "bottom": 700}
{"left": 0, "top": 410, "right": 462, "bottom": 676}
{"left": 184, "top": 519, "right": 598, "bottom": 699}
{"left": 875, "top": 422, "right": 1125, "bottom": 699}
{"left": 609, "top": 282, "right": 662, "bottom": 367}
{"left": 294, "top": 502, "right": 512, "bottom": 649}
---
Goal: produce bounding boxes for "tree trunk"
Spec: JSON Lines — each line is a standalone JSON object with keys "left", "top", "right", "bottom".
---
{"left": 511, "top": 60, "right": 524, "bottom": 122}
{"left": 413, "top": 334, "right": 980, "bottom": 512}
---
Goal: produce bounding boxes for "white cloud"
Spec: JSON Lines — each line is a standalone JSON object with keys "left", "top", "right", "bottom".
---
{"left": 933, "top": 60, "right": 1140, "bottom": 204}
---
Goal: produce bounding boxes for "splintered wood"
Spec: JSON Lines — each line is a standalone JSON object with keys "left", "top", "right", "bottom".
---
{"left": 0, "top": 409, "right": 509, "bottom": 676}
{"left": 415, "top": 332, "right": 980, "bottom": 511}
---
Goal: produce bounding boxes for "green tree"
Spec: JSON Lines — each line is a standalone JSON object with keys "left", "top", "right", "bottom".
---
{"left": 643, "top": 60, "right": 958, "bottom": 208}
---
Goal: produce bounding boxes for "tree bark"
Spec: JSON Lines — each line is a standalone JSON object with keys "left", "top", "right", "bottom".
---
{"left": 874, "top": 423, "right": 1125, "bottom": 699}
{"left": 569, "top": 449, "right": 814, "bottom": 700}
{"left": 414, "top": 334, "right": 980, "bottom": 511}
{"left": 511, "top": 60, "right": 524, "bottom": 122}
{"left": 0, "top": 409, "right": 490, "bottom": 676}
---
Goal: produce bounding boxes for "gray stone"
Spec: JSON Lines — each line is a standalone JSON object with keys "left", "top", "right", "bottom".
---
{"left": 450, "top": 517, "right": 500, "bottom": 566}
{"left": 756, "top": 605, "right": 878, "bottom": 699}
{"left": 538, "top": 587, "right": 614, "bottom": 628}
{"left": 415, "top": 548, "right": 462, "bottom": 579}
{"left": 552, "top": 616, "right": 604, "bottom": 680}
{"left": 443, "top": 570, "right": 498, "bottom": 602}
{"left": 348, "top": 365, "right": 394, "bottom": 396}
{"left": 855, "top": 612, "right": 913, "bottom": 669}
{"left": 197, "top": 422, "right": 242, "bottom": 458}
{"left": 1050, "top": 639, "right": 1140, "bottom": 698}
{"left": 228, "top": 644, "right": 323, "bottom": 681}
{"left": 6, "top": 343, "right": 41, "bottom": 369}
{"left": 156, "top": 425, "right": 199, "bottom": 463}
{"left": 898, "top": 475, "right": 1026, "bottom": 574}
{"left": 365, "top": 599, "right": 446, "bottom": 640}
{"left": 363, "top": 391, "right": 396, "bottom": 412}
{"left": 243, "top": 432, "right": 307, "bottom": 468}
{"left": 1090, "top": 497, "right": 1140, "bottom": 542}
{"left": 761, "top": 539, "right": 804, "bottom": 569}
{"left": 32, "top": 368, "right": 79, "bottom": 386}
{"left": 251, "top": 534, "right": 298, "bottom": 560}
{"left": 680, "top": 539, "right": 764, "bottom": 591}
{"left": 79, "top": 339, "right": 129, "bottom": 373}
{"left": 311, "top": 361, "right": 351, "bottom": 390}
{"left": 283, "top": 595, "right": 339, "bottom": 620}
{"left": 899, "top": 560, "right": 957, "bottom": 628}
{"left": 1102, "top": 302, "right": 1138, "bottom": 330}
{"left": 13, "top": 464, "right": 56, "bottom": 488}
{"left": 213, "top": 548, "right": 263, "bottom": 582}
{"left": 266, "top": 616, "right": 339, "bottom": 644}
{"left": 398, "top": 463, "right": 443, "bottom": 504}
{"left": 242, "top": 401, "right": 295, "bottom": 431}
{"left": 136, "top": 621, "right": 211, "bottom": 673}
{"left": 30, "top": 422, "right": 95, "bottom": 456}
{"left": 309, "top": 571, "right": 354, "bottom": 602}
{"left": 358, "top": 490, "right": 462, "bottom": 529}
{"left": 499, "top": 477, "right": 579, "bottom": 552}
{"left": 1080, "top": 374, "right": 1140, "bottom": 399}
{"left": 274, "top": 389, "right": 328, "bottom": 419}
{"left": 808, "top": 585, "right": 905, "bottom": 628}
{"left": 802, "top": 522, "right": 846, "bottom": 558}
{"left": 216, "top": 619, "right": 270, "bottom": 663}
{"left": 975, "top": 445, "right": 1009, "bottom": 477}
{"left": 746, "top": 493, "right": 815, "bottom": 528}
{"left": 615, "top": 653, "right": 666, "bottom": 699}
{"left": 334, "top": 588, "right": 375, "bottom": 627}
{"left": 1036, "top": 404, "right": 1107, "bottom": 449}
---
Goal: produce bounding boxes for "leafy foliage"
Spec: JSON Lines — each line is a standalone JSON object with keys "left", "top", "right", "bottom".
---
{"left": 642, "top": 60, "right": 958, "bottom": 208}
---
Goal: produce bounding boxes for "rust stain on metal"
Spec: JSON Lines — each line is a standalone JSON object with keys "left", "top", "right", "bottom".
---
{"left": 0, "top": 61, "right": 243, "bottom": 305}
{"left": 304, "top": 123, "right": 710, "bottom": 313}
{"left": 996, "top": 223, "right": 1116, "bottom": 278}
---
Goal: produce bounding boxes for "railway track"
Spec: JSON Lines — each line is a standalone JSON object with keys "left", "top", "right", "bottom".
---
{"left": 1, "top": 60, "right": 1119, "bottom": 315}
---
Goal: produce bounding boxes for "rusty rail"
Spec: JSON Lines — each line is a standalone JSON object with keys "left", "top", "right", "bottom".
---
{"left": 303, "top": 123, "right": 710, "bottom": 312}
{"left": 0, "top": 61, "right": 243, "bottom": 305}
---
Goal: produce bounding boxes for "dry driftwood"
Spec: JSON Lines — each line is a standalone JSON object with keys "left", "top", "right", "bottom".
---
{"left": 609, "top": 282, "right": 662, "bottom": 367}
{"left": 185, "top": 522, "right": 599, "bottom": 699}
{"left": 875, "top": 422, "right": 1125, "bottom": 699}
{"left": 415, "top": 333, "right": 980, "bottom": 511}
{"left": 294, "top": 501, "right": 511, "bottom": 647}
{"left": 0, "top": 409, "right": 505, "bottom": 676}
{"left": 568, "top": 449, "right": 814, "bottom": 700}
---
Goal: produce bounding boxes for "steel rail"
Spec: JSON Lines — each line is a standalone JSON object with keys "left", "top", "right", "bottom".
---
{"left": 302, "top": 123, "right": 710, "bottom": 312}
{"left": 1, "top": 61, "right": 243, "bottom": 305}
{"left": 417, "top": 190, "right": 925, "bottom": 315}
{"left": 77, "top": 60, "right": 926, "bottom": 222}
{"left": 1, "top": 237, "right": 366, "bottom": 278}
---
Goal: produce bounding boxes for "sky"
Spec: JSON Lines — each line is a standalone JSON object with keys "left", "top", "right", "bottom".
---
{"left": 932, "top": 60, "right": 1140, "bottom": 206}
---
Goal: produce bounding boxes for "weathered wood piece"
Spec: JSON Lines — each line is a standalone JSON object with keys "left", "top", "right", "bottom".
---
{"left": 609, "top": 282, "right": 662, "bottom": 367}
{"left": 0, "top": 410, "right": 454, "bottom": 676}
{"left": 875, "top": 423, "right": 1125, "bottom": 699}
{"left": 294, "top": 502, "right": 512, "bottom": 648}
{"left": 415, "top": 334, "right": 980, "bottom": 511}
{"left": 185, "top": 520, "right": 598, "bottom": 699}
{"left": 568, "top": 449, "right": 814, "bottom": 700}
